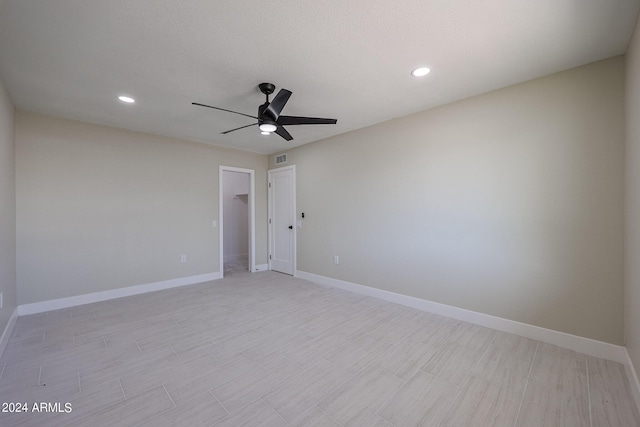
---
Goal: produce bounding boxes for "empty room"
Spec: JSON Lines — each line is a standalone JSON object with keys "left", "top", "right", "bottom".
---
{"left": 2, "top": 0, "right": 640, "bottom": 426}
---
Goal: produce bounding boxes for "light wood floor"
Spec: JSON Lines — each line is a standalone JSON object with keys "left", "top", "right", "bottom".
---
{"left": 1, "top": 271, "right": 639, "bottom": 426}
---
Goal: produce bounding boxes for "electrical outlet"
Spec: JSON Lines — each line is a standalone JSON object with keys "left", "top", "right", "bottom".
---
{"left": 333, "top": 256, "right": 339, "bottom": 265}
{"left": 180, "top": 254, "right": 187, "bottom": 263}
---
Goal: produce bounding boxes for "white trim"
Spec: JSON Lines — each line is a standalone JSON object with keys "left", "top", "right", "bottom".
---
{"left": 253, "top": 263, "right": 269, "bottom": 272}
{"left": 18, "top": 272, "right": 221, "bottom": 316}
{"left": 295, "top": 270, "right": 628, "bottom": 364}
{"left": 268, "top": 165, "right": 296, "bottom": 275}
{"left": 625, "top": 350, "right": 640, "bottom": 412}
{"left": 0, "top": 307, "right": 19, "bottom": 359}
{"left": 220, "top": 166, "right": 256, "bottom": 276}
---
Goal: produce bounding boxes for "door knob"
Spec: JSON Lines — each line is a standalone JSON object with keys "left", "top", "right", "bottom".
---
{"left": 288, "top": 225, "right": 293, "bottom": 229}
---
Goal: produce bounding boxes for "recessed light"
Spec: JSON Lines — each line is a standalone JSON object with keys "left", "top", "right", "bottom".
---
{"left": 261, "top": 131, "right": 271, "bottom": 136}
{"left": 411, "top": 67, "right": 431, "bottom": 77}
{"left": 118, "top": 95, "right": 135, "bottom": 103}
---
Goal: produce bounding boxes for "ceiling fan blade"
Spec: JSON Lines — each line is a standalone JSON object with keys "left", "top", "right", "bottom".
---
{"left": 221, "top": 123, "right": 258, "bottom": 134}
{"left": 277, "top": 115, "right": 337, "bottom": 126}
{"left": 263, "top": 89, "right": 292, "bottom": 121}
{"left": 192, "top": 102, "right": 258, "bottom": 120}
{"left": 274, "top": 125, "right": 293, "bottom": 141}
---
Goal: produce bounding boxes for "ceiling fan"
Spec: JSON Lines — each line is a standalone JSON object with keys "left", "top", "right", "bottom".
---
{"left": 193, "top": 83, "right": 337, "bottom": 141}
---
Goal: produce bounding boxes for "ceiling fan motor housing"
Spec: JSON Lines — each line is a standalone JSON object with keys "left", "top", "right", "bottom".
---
{"left": 257, "top": 103, "right": 275, "bottom": 127}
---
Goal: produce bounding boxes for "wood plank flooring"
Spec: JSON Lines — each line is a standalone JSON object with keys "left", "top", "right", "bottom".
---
{"left": 0, "top": 271, "right": 638, "bottom": 426}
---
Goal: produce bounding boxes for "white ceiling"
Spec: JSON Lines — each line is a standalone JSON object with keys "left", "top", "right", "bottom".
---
{"left": 0, "top": 0, "right": 638, "bottom": 155}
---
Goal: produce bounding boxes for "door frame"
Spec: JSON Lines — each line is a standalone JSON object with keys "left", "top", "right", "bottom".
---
{"left": 219, "top": 165, "right": 256, "bottom": 277}
{"left": 268, "top": 165, "right": 296, "bottom": 275}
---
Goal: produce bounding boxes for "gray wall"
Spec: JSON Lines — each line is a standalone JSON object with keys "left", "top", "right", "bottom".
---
{"left": 271, "top": 57, "right": 625, "bottom": 345}
{"left": 626, "top": 14, "right": 640, "bottom": 376}
{"left": 0, "top": 73, "right": 16, "bottom": 331}
{"left": 15, "top": 112, "right": 268, "bottom": 305}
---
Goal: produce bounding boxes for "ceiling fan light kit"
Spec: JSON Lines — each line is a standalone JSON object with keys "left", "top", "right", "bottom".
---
{"left": 259, "top": 123, "right": 277, "bottom": 133}
{"left": 193, "top": 83, "right": 337, "bottom": 142}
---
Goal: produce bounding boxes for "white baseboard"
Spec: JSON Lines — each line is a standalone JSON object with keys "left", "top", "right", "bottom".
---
{"left": 295, "top": 270, "right": 628, "bottom": 364}
{"left": 18, "top": 272, "right": 222, "bottom": 316}
{"left": 0, "top": 307, "right": 19, "bottom": 360}
{"left": 625, "top": 350, "right": 640, "bottom": 414}
{"left": 253, "top": 264, "right": 269, "bottom": 272}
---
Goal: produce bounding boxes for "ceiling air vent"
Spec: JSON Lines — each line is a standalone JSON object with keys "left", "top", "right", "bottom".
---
{"left": 275, "top": 153, "right": 287, "bottom": 165}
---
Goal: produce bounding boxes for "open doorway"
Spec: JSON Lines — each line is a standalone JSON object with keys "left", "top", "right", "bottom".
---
{"left": 219, "top": 166, "right": 255, "bottom": 276}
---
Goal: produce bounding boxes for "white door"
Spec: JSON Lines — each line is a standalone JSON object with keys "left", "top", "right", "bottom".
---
{"left": 269, "top": 166, "right": 295, "bottom": 275}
